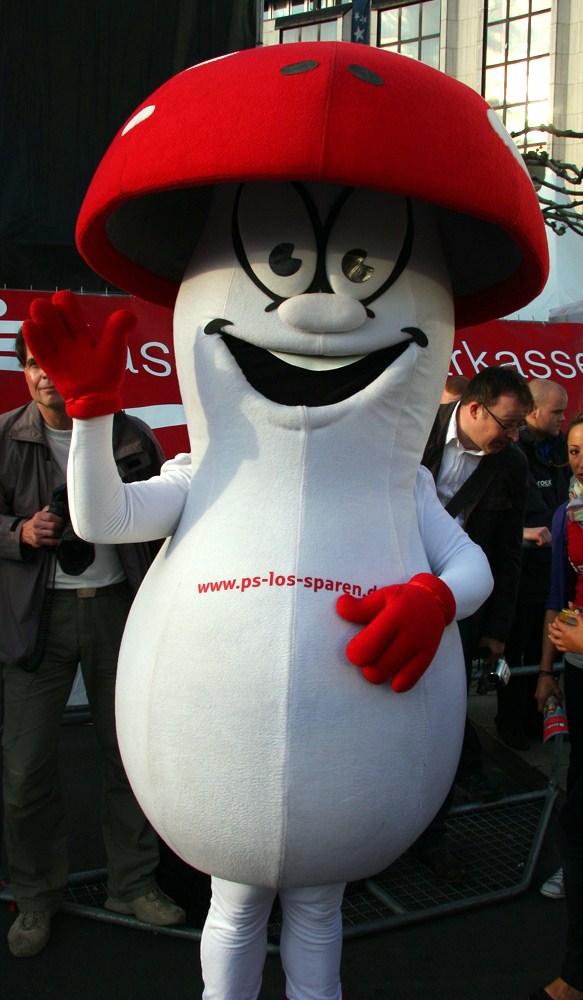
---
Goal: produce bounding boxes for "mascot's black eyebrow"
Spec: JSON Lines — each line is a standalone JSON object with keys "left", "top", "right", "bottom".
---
{"left": 229, "top": 182, "right": 414, "bottom": 317}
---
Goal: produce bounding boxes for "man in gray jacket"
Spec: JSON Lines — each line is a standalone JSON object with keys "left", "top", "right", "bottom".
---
{"left": 0, "top": 330, "right": 185, "bottom": 958}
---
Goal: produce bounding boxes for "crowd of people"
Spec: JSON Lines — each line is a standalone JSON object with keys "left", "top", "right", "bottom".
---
{"left": 1, "top": 344, "right": 582, "bottom": 994}
{"left": 436, "top": 369, "right": 583, "bottom": 1000}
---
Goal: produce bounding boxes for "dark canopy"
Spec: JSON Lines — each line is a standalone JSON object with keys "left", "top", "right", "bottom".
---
{"left": 0, "top": 0, "right": 256, "bottom": 292}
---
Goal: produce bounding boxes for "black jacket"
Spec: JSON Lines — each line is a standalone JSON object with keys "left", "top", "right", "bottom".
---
{"left": 515, "top": 427, "right": 570, "bottom": 604}
{"left": 422, "top": 402, "right": 528, "bottom": 647}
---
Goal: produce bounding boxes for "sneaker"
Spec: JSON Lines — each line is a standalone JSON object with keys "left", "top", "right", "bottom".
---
{"left": 104, "top": 886, "right": 186, "bottom": 926}
{"left": 456, "top": 772, "right": 502, "bottom": 803}
{"left": 540, "top": 867, "right": 565, "bottom": 899}
{"left": 7, "top": 910, "right": 52, "bottom": 958}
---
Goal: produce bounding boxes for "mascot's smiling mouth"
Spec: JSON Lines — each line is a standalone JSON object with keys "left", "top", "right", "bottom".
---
{"left": 208, "top": 327, "right": 428, "bottom": 407}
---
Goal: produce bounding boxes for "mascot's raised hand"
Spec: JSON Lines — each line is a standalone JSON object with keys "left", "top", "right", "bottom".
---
{"left": 23, "top": 290, "right": 135, "bottom": 419}
{"left": 337, "top": 573, "right": 456, "bottom": 692}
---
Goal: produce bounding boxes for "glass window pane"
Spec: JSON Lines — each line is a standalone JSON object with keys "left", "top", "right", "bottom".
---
{"left": 291, "top": 0, "right": 309, "bottom": 13}
{"left": 532, "top": 0, "right": 551, "bottom": 11}
{"left": 527, "top": 99, "right": 550, "bottom": 127}
{"left": 379, "top": 10, "right": 399, "bottom": 46}
{"left": 506, "top": 59, "right": 528, "bottom": 103}
{"left": 282, "top": 27, "right": 300, "bottom": 42}
{"left": 401, "top": 3, "right": 421, "bottom": 41}
{"left": 505, "top": 103, "right": 526, "bottom": 136}
{"left": 509, "top": 0, "right": 528, "bottom": 15}
{"left": 320, "top": 19, "right": 337, "bottom": 41}
{"left": 530, "top": 11, "right": 551, "bottom": 57}
{"left": 488, "top": 0, "right": 507, "bottom": 20}
{"left": 421, "top": 0, "right": 441, "bottom": 37}
{"left": 421, "top": 35, "right": 439, "bottom": 69}
{"left": 508, "top": 17, "right": 528, "bottom": 61}
{"left": 302, "top": 24, "right": 318, "bottom": 41}
{"left": 274, "top": 0, "right": 289, "bottom": 14}
{"left": 400, "top": 40, "right": 419, "bottom": 60}
{"left": 486, "top": 23, "right": 505, "bottom": 65}
{"left": 528, "top": 56, "right": 550, "bottom": 101}
{"left": 485, "top": 65, "right": 506, "bottom": 107}
{"left": 524, "top": 130, "right": 548, "bottom": 149}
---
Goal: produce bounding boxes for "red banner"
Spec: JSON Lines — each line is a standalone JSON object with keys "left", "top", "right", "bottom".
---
{"left": 0, "top": 289, "right": 186, "bottom": 456}
{"left": 2, "top": 290, "right": 583, "bottom": 458}
{"left": 453, "top": 320, "right": 583, "bottom": 417}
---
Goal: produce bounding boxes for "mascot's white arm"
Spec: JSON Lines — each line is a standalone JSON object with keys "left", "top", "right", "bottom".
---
{"left": 415, "top": 465, "right": 493, "bottom": 620}
{"left": 68, "top": 414, "right": 191, "bottom": 543}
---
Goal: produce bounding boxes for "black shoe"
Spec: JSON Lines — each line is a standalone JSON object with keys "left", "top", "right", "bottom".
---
{"left": 496, "top": 724, "right": 530, "bottom": 751}
{"left": 416, "top": 847, "right": 466, "bottom": 885}
{"left": 456, "top": 772, "right": 502, "bottom": 803}
{"left": 527, "top": 989, "right": 553, "bottom": 1000}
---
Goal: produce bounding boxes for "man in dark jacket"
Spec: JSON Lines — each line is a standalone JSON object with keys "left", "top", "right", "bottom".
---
{"left": 414, "top": 366, "right": 532, "bottom": 882}
{"left": 1, "top": 331, "right": 185, "bottom": 958}
{"left": 496, "top": 378, "right": 570, "bottom": 750}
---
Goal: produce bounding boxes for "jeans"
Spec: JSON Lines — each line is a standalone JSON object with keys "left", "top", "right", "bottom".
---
{"left": 2, "top": 583, "right": 159, "bottom": 910}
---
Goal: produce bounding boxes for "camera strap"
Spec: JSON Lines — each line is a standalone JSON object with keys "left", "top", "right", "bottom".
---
{"left": 444, "top": 456, "right": 497, "bottom": 522}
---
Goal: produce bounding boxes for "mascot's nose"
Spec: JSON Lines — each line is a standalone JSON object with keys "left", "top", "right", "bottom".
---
{"left": 278, "top": 293, "right": 368, "bottom": 334}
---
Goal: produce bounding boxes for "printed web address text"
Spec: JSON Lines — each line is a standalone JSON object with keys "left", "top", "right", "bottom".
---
{"left": 197, "top": 571, "right": 377, "bottom": 596}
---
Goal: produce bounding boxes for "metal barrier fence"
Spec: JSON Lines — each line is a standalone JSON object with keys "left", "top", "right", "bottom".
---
{"left": 0, "top": 663, "right": 565, "bottom": 949}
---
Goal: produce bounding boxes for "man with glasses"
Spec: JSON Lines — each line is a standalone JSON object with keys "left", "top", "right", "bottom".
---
{"left": 411, "top": 366, "right": 533, "bottom": 883}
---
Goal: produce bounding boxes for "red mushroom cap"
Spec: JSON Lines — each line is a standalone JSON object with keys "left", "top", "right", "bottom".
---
{"left": 76, "top": 41, "right": 548, "bottom": 328}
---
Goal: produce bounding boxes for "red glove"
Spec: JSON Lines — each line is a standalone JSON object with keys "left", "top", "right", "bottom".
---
{"left": 336, "top": 573, "right": 456, "bottom": 693}
{"left": 22, "top": 289, "right": 136, "bottom": 419}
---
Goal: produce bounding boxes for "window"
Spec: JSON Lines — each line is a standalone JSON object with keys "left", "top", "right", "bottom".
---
{"left": 377, "top": 1, "right": 441, "bottom": 69}
{"left": 263, "top": 0, "right": 338, "bottom": 17}
{"left": 281, "top": 19, "right": 338, "bottom": 41}
{"left": 263, "top": 1, "right": 345, "bottom": 42}
{"left": 483, "top": 0, "right": 551, "bottom": 151}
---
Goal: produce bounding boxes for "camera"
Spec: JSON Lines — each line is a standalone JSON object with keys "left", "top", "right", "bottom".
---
{"left": 476, "top": 651, "right": 511, "bottom": 694}
{"left": 47, "top": 483, "right": 95, "bottom": 576}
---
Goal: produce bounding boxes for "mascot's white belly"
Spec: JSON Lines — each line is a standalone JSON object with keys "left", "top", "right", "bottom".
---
{"left": 116, "top": 380, "right": 466, "bottom": 888}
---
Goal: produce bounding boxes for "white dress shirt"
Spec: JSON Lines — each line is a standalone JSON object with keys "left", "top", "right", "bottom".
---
{"left": 434, "top": 403, "right": 485, "bottom": 526}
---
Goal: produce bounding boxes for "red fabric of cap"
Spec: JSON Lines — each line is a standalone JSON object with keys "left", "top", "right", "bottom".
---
{"left": 76, "top": 42, "right": 549, "bottom": 328}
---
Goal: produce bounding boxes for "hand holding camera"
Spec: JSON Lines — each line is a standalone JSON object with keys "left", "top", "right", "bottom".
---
{"left": 21, "top": 508, "right": 65, "bottom": 549}
{"left": 21, "top": 485, "right": 95, "bottom": 575}
{"left": 476, "top": 641, "right": 510, "bottom": 694}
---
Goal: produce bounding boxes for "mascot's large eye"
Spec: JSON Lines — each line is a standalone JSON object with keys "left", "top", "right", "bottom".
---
{"left": 269, "top": 243, "right": 302, "bottom": 277}
{"left": 342, "top": 249, "right": 374, "bottom": 283}
{"left": 234, "top": 183, "right": 318, "bottom": 305}
{"left": 326, "top": 190, "right": 412, "bottom": 305}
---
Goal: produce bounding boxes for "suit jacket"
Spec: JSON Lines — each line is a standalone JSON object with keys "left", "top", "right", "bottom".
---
{"left": 422, "top": 402, "right": 528, "bottom": 648}
{"left": 0, "top": 402, "right": 165, "bottom": 664}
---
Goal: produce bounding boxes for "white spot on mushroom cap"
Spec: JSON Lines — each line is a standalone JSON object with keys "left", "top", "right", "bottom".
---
{"left": 184, "top": 51, "right": 238, "bottom": 73}
{"left": 122, "top": 105, "right": 156, "bottom": 136}
{"left": 487, "top": 108, "right": 531, "bottom": 180}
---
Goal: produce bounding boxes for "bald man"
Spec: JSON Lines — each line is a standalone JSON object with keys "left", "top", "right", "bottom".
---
{"left": 496, "top": 378, "right": 570, "bottom": 750}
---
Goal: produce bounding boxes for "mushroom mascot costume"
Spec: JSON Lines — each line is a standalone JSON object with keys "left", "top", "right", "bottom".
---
{"left": 25, "top": 42, "right": 547, "bottom": 1000}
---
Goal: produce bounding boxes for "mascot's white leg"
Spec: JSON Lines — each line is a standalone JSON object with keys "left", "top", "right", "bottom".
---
{"left": 201, "top": 878, "right": 345, "bottom": 1000}
{"left": 279, "top": 883, "right": 345, "bottom": 1000}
